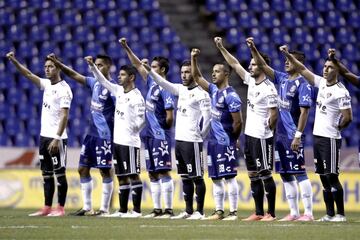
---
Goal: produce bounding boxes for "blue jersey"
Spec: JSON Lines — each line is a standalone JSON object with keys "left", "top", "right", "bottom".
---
{"left": 85, "top": 77, "right": 115, "bottom": 140}
{"left": 208, "top": 83, "right": 242, "bottom": 145}
{"left": 142, "top": 75, "right": 175, "bottom": 140}
{"left": 274, "top": 71, "right": 313, "bottom": 139}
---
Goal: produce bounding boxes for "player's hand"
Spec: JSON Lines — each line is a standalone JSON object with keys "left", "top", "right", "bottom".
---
{"left": 119, "top": 38, "right": 128, "bottom": 47}
{"left": 6, "top": 51, "right": 15, "bottom": 59}
{"left": 214, "top": 37, "right": 223, "bottom": 48}
{"left": 279, "top": 45, "right": 289, "bottom": 54}
{"left": 142, "top": 62, "right": 151, "bottom": 72}
{"left": 141, "top": 58, "right": 149, "bottom": 65}
{"left": 47, "top": 53, "right": 58, "bottom": 62}
{"left": 246, "top": 37, "right": 255, "bottom": 49}
{"left": 191, "top": 48, "right": 200, "bottom": 57}
{"left": 236, "top": 139, "right": 241, "bottom": 150}
{"left": 328, "top": 48, "right": 336, "bottom": 60}
{"left": 48, "top": 139, "right": 60, "bottom": 155}
{"left": 84, "top": 56, "right": 94, "bottom": 65}
{"left": 291, "top": 137, "right": 301, "bottom": 151}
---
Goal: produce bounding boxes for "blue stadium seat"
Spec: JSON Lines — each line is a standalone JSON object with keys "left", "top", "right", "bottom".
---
{"left": 342, "top": 44, "right": 360, "bottom": 61}
{"left": 0, "top": 8, "right": 15, "bottom": 25}
{"left": 105, "top": 10, "right": 126, "bottom": 27}
{"left": 83, "top": 9, "right": 104, "bottom": 27}
{"left": 336, "top": 27, "right": 356, "bottom": 44}
{"left": 28, "top": 0, "right": 45, "bottom": 8}
{"left": 325, "top": 11, "right": 346, "bottom": 27}
{"left": 149, "top": 10, "right": 168, "bottom": 28}
{"left": 28, "top": 56, "right": 44, "bottom": 75}
{"left": 118, "top": 27, "right": 139, "bottom": 42}
{"left": 7, "top": 87, "right": 27, "bottom": 106}
{"left": 281, "top": 11, "right": 302, "bottom": 28}
{"left": 0, "top": 132, "right": 10, "bottom": 146}
{"left": 39, "top": 9, "right": 60, "bottom": 26}
{"left": 0, "top": 40, "right": 13, "bottom": 56}
{"left": 29, "top": 25, "right": 49, "bottom": 42}
{"left": 62, "top": 42, "right": 83, "bottom": 59}
{"left": 170, "top": 42, "right": 187, "bottom": 61}
{"left": 227, "top": 0, "right": 247, "bottom": 12}
{"left": 116, "top": 0, "right": 138, "bottom": 11}
{"left": 27, "top": 118, "right": 40, "bottom": 137}
{"left": 249, "top": 0, "right": 270, "bottom": 12}
{"left": 73, "top": 26, "right": 95, "bottom": 43}
{"left": 238, "top": 11, "right": 258, "bottom": 28}
{"left": 50, "top": 25, "right": 72, "bottom": 43}
{"left": 127, "top": 11, "right": 148, "bottom": 28}
{"left": 139, "top": 0, "right": 159, "bottom": 11}
{"left": 17, "top": 75, "right": 33, "bottom": 90}
{"left": 18, "top": 41, "right": 38, "bottom": 58}
{"left": 6, "top": 0, "right": 28, "bottom": 8}
{"left": 84, "top": 42, "right": 105, "bottom": 57}
{"left": 314, "top": 27, "right": 335, "bottom": 44}
{"left": 149, "top": 42, "right": 169, "bottom": 58}
{"left": 15, "top": 133, "right": 32, "bottom": 147}
{"left": 5, "top": 117, "right": 22, "bottom": 136}
{"left": 73, "top": 0, "right": 94, "bottom": 9}
{"left": 206, "top": 0, "right": 226, "bottom": 12}
{"left": 17, "top": 8, "right": 38, "bottom": 26}
{"left": 347, "top": 11, "right": 360, "bottom": 28}
{"left": 95, "top": 26, "right": 116, "bottom": 43}
{"left": 314, "top": 0, "right": 335, "bottom": 12}
{"left": 39, "top": 41, "right": 61, "bottom": 59}
{"left": 336, "top": 0, "right": 356, "bottom": 12}
{"left": 74, "top": 58, "right": 90, "bottom": 75}
{"left": 139, "top": 27, "right": 159, "bottom": 44}
{"left": 106, "top": 42, "right": 126, "bottom": 59}
{"left": 291, "top": 27, "right": 313, "bottom": 44}
{"left": 29, "top": 86, "right": 43, "bottom": 106}
{"left": 271, "top": 0, "right": 291, "bottom": 11}
{"left": 16, "top": 104, "right": 34, "bottom": 120}
{"left": 226, "top": 28, "right": 246, "bottom": 45}
{"left": 236, "top": 44, "right": 250, "bottom": 62}
{"left": 61, "top": 9, "right": 82, "bottom": 25}
{"left": 0, "top": 103, "right": 9, "bottom": 120}
{"left": 300, "top": 43, "right": 320, "bottom": 61}
{"left": 216, "top": 11, "right": 237, "bottom": 29}
{"left": 303, "top": 11, "right": 324, "bottom": 27}
{"left": 7, "top": 25, "right": 26, "bottom": 41}
{"left": 160, "top": 27, "right": 178, "bottom": 44}
{"left": 259, "top": 11, "right": 280, "bottom": 28}
{"left": 50, "top": 0, "right": 72, "bottom": 9}
{"left": 95, "top": 0, "right": 116, "bottom": 10}
{"left": 128, "top": 42, "right": 148, "bottom": 59}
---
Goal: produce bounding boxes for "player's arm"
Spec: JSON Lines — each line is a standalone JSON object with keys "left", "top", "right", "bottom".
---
{"left": 268, "top": 107, "right": 278, "bottom": 131}
{"left": 6, "top": 51, "right": 41, "bottom": 88}
{"left": 231, "top": 111, "right": 243, "bottom": 139}
{"left": 246, "top": 37, "right": 275, "bottom": 80}
{"left": 84, "top": 56, "right": 118, "bottom": 95}
{"left": 328, "top": 49, "right": 360, "bottom": 88}
{"left": 291, "top": 107, "right": 310, "bottom": 151}
{"left": 338, "top": 108, "right": 353, "bottom": 131}
{"left": 143, "top": 63, "right": 179, "bottom": 96}
{"left": 214, "top": 37, "right": 248, "bottom": 81}
{"left": 47, "top": 108, "right": 70, "bottom": 154}
{"left": 279, "top": 45, "right": 316, "bottom": 86}
{"left": 165, "top": 109, "right": 174, "bottom": 129}
{"left": 119, "top": 38, "right": 148, "bottom": 80}
{"left": 133, "top": 99, "right": 146, "bottom": 132}
{"left": 200, "top": 97, "right": 211, "bottom": 139}
{"left": 191, "top": 48, "right": 210, "bottom": 92}
{"left": 47, "top": 53, "right": 86, "bottom": 85}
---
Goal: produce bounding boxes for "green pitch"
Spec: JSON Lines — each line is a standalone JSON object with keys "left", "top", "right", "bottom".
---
{"left": 1, "top": 209, "right": 360, "bottom": 239}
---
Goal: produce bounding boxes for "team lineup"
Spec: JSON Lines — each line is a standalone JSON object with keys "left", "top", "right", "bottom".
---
{"left": 6, "top": 35, "right": 359, "bottom": 222}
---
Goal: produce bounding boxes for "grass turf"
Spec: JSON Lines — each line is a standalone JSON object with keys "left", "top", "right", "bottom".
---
{"left": 1, "top": 208, "right": 360, "bottom": 239}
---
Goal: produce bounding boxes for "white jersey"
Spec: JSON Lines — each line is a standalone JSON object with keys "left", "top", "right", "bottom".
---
{"left": 174, "top": 85, "right": 211, "bottom": 142}
{"left": 313, "top": 75, "right": 351, "bottom": 139}
{"left": 39, "top": 78, "right": 72, "bottom": 139}
{"left": 243, "top": 72, "right": 278, "bottom": 138}
{"left": 113, "top": 87, "right": 145, "bottom": 148}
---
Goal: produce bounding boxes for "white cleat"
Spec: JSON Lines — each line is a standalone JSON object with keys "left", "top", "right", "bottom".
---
{"left": 121, "top": 211, "right": 142, "bottom": 218}
{"left": 317, "top": 215, "right": 333, "bottom": 222}
{"left": 170, "top": 211, "right": 192, "bottom": 220}
{"left": 329, "top": 214, "right": 347, "bottom": 222}
{"left": 106, "top": 211, "right": 126, "bottom": 218}
{"left": 187, "top": 211, "right": 205, "bottom": 220}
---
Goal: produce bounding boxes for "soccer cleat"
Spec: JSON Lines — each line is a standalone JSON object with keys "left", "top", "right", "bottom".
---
{"left": 156, "top": 209, "right": 174, "bottom": 219}
{"left": 316, "top": 215, "right": 334, "bottom": 222}
{"left": 28, "top": 206, "right": 52, "bottom": 217}
{"left": 278, "top": 214, "right": 299, "bottom": 221}
{"left": 92, "top": 210, "right": 110, "bottom": 217}
{"left": 106, "top": 211, "right": 126, "bottom": 218}
{"left": 296, "top": 214, "right": 314, "bottom": 222}
{"left": 170, "top": 211, "right": 192, "bottom": 219}
{"left": 241, "top": 213, "right": 263, "bottom": 221}
{"left": 143, "top": 209, "right": 162, "bottom": 218}
{"left": 203, "top": 210, "right": 224, "bottom": 220}
{"left": 68, "top": 208, "right": 94, "bottom": 216}
{"left": 260, "top": 213, "right": 276, "bottom": 221}
{"left": 47, "top": 205, "right": 65, "bottom": 217}
{"left": 121, "top": 210, "right": 142, "bottom": 218}
{"left": 223, "top": 211, "right": 238, "bottom": 221}
{"left": 329, "top": 214, "right": 346, "bottom": 222}
{"left": 187, "top": 211, "right": 205, "bottom": 220}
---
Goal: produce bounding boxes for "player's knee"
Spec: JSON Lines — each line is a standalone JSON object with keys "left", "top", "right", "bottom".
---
{"left": 129, "top": 174, "right": 141, "bottom": 182}
{"left": 193, "top": 177, "right": 204, "bottom": 185}
{"left": 158, "top": 169, "right": 171, "bottom": 178}
{"left": 54, "top": 167, "right": 66, "bottom": 176}
{"left": 117, "top": 176, "right": 130, "bottom": 185}
{"left": 280, "top": 173, "right": 295, "bottom": 182}
{"left": 328, "top": 174, "right": 343, "bottom": 191}
{"left": 99, "top": 168, "right": 112, "bottom": 179}
{"left": 78, "top": 166, "right": 90, "bottom": 178}
{"left": 42, "top": 171, "right": 53, "bottom": 179}
{"left": 148, "top": 172, "right": 159, "bottom": 181}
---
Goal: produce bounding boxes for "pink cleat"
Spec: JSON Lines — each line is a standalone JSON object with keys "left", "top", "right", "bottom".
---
{"left": 296, "top": 214, "right": 314, "bottom": 222}
{"left": 279, "top": 214, "right": 299, "bottom": 221}
{"left": 47, "top": 205, "right": 65, "bottom": 217}
{"left": 28, "top": 206, "right": 52, "bottom": 217}
{"left": 242, "top": 213, "right": 264, "bottom": 221}
{"left": 260, "top": 213, "right": 277, "bottom": 221}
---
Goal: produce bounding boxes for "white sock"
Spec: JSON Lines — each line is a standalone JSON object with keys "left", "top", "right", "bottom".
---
{"left": 213, "top": 179, "right": 225, "bottom": 211}
{"left": 100, "top": 178, "right": 113, "bottom": 212}
{"left": 150, "top": 179, "right": 161, "bottom": 209}
{"left": 283, "top": 181, "right": 299, "bottom": 216}
{"left": 226, "top": 178, "right": 239, "bottom": 212}
{"left": 80, "top": 177, "right": 93, "bottom": 211}
{"left": 298, "top": 178, "right": 313, "bottom": 216}
{"left": 160, "top": 176, "right": 174, "bottom": 209}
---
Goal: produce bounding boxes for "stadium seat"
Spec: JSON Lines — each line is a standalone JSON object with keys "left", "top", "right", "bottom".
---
{"left": 61, "top": 9, "right": 82, "bottom": 25}
{"left": 5, "top": 117, "right": 22, "bottom": 136}
{"left": 105, "top": 10, "right": 126, "bottom": 27}
{"left": 0, "top": 8, "right": 15, "bottom": 25}
{"left": 149, "top": 10, "right": 168, "bottom": 28}
{"left": 28, "top": 0, "right": 46, "bottom": 8}
{"left": 95, "top": 26, "right": 116, "bottom": 43}
{"left": 238, "top": 11, "right": 258, "bottom": 28}
{"left": 50, "top": 0, "right": 72, "bottom": 9}
{"left": 325, "top": 11, "right": 346, "bottom": 27}
{"left": 259, "top": 11, "right": 280, "bottom": 28}
{"left": 149, "top": 42, "right": 169, "bottom": 58}
{"left": 106, "top": 41, "right": 126, "bottom": 59}
{"left": 300, "top": 43, "right": 320, "bottom": 61}
{"left": 314, "top": 27, "right": 334, "bottom": 44}
{"left": 170, "top": 42, "right": 187, "bottom": 61}
{"left": 118, "top": 27, "right": 139, "bottom": 43}
{"left": 336, "top": 27, "right": 356, "bottom": 44}
{"left": 336, "top": 0, "right": 356, "bottom": 12}
{"left": 73, "top": 26, "right": 95, "bottom": 43}
{"left": 160, "top": 27, "right": 179, "bottom": 44}
{"left": 7, "top": 87, "right": 27, "bottom": 106}
{"left": 347, "top": 11, "right": 360, "bottom": 28}
{"left": 303, "top": 11, "right": 324, "bottom": 27}
{"left": 139, "top": 0, "right": 159, "bottom": 11}
{"left": 62, "top": 42, "right": 83, "bottom": 59}
{"left": 18, "top": 41, "right": 39, "bottom": 58}
{"left": 29, "top": 25, "right": 49, "bottom": 42}
{"left": 27, "top": 118, "right": 40, "bottom": 137}
{"left": 205, "top": 0, "right": 226, "bottom": 12}
{"left": 95, "top": 0, "right": 116, "bottom": 10}
{"left": 28, "top": 56, "right": 44, "bottom": 75}
{"left": 270, "top": 27, "right": 291, "bottom": 45}
{"left": 17, "top": 8, "right": 37, "bottom": 26}
{"left": 73, "top": 0, "right": 94, "bottom": 9}
{"left": 116, "top": 0, "right": 138, "bottom": 11}
{"left": 17, "top": 75, "right": 33, "bottom": 90}
{"left": 281, "top": 11, "right": 302, "bottom": 28}
{"left": 314, "top": 0, "right": 335, "bottom": 12}
{"left": 83, "top": 9, "right": 104, "bottom": 27}
{"left": 39, "top": 41, "right": 61, "bottom": 59}
{"left": 14, "top": 133, "right": 31, "bottom": 147}
{"left": 249, "top": 0, "right": 270, "bottom": 12}
{"left": 39, "top": 9, "right": 60, "bottom": 26}
{"left": 139, "top": 27, "right": 159, "bottom": 44}
{"left": 50, "top": 25, "right": 72, "bottom": 43}
{"left": 74, "top": 58, "right": 90, "bottom": 76}
{"left": 215, "top": 11, "right": 237, "bottom": 29}
{"left": 226, "top": 28, "right": 246, "bottom": 45}
{"left": 7, "top": 25, "right": 26, "bottom": 41}
{"left": 271, "top": 0, "right": 291, "bottom": 11}
{"left": 342, "top": 44, "right": 359, "bottom": 61}
{"left": 291, "top": 27, "right": 313, "bottom": 44}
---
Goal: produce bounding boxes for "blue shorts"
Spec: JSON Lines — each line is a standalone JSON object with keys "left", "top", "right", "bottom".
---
{"left": 275, "top": 135, "right": 306, "bottom": 174}
{"left": 79, "top": 135, "right": 112, "bottom": 169}
{"left": 207, "top": 141, "right": 238, "bottom": 179}
{"left": 143, "top": 136, "right": 172, "bottom": 172}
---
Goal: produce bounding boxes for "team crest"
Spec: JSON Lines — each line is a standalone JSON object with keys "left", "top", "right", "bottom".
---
{"left": 102, "top": 89, "right": 108, "bottom": 95}
{"left": 153, "top": 88, "right": 160, "bottom": 96}
{"left": 327, "top": 93, "right": 332, "bottom": 98}
{"left": 218, "top": 96, "right": 225, "bottom": 104}
{"left": 289, "top": 85, "right": 297, "bottom": 93}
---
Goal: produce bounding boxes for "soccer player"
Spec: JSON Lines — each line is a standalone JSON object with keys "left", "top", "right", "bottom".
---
{"left": 47, "top": 54, "right": 115, "bottom": 216}
{"left": 143, "top": 61, "right": 211, "bottom": 220}
{"left": 84, "top": 56, "right": 146, "bottom": 218}
{"left": 7, "top": 51, "right": 72, "bottom": 216}
{"left": 246, "top": 38, "right": 314, "bottom": 221}
{"left": 119, "top": 38, "right": 175, "bottom": 218}
{"left": 191, "top": 48, "right": 242, "bottom": 221}
{"left": 279, "top": 45, "right": 353, "bottom": 222}
{"left": 214, "top": 37, "right": 278, "bottom": 221}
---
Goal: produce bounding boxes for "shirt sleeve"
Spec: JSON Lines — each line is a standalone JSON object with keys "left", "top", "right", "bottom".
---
{"left": 208, "top": 83, "right": 217, "bottom": 96}
{"left": 298, "top": 80, "right": 313, "bottom": 108}
{"left": 337, "top": 90, "right": 352, "bottom": 110}
{"left": 273, "top": 70, "right": 286, "bottom": 85}
{"left": 226, "top": 92, "right": 242, "bottom": 113}
{"left": 85, "top": 76, "right": 96, "bottom": 90}
{"left": 313, "top": 74, "right": 323, "bottom": 88}
{"left": 243, "top": 72, "right": 252, "bottom": 85}
{"left": 59, "top": 86, "right": 72, "bottom": 109}
{"left": 161, "top": 89, "right": 175, "bottom": 110}
{"left": 39, "top": 78, "right": 49, "bottom": 90}
{"left": 133, "top": 96, "right": 146, "bottom": 132}
{"left": 266, "top": 86, "right": 278, "bottom": 108}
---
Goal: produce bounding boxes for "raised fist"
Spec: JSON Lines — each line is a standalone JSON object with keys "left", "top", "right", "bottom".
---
{"left": 119, "top": 38, "right": 127, "bottom": 47}
{"left": 214, "top": 37, "right": 223, "bottom": 48}
{"left": 191, "top": 48, "right": 200, "bottom": 57}
{"left": 6, "top": 51, "right": 14, "bottom": 59}
{"left": 84, "top": 56, "right": 94, "bottom": 65}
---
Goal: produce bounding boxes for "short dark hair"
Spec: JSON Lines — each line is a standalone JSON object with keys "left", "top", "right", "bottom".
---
{"left": 153, "top": 56, "right": 169, "bottom": 74}
{"left": 251, "top": 52, "right": 271, "bottom": 65}
{"left": 289, "top": 50, "right": 306, "bottom": 63}
{"left": 45, "top": 55, "right": 62, "bottom": 63}
{"left": 96, "top": 54, "right": 113, "bottom": 66}
{"left": 120, "top": 65, "right": 137, "bottom": 79}
{"left": 181, "top": 60, "right": 191, "bottom": 67}
{"left": 215, "top": 62, "right": 232, "bottom": 75}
